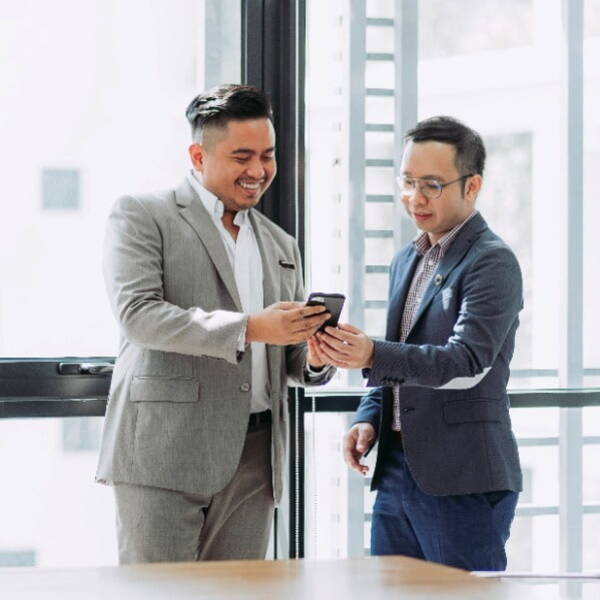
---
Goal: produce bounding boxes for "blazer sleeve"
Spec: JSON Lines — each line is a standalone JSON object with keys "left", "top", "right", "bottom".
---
{"left": 285, "top": 242, "right": 336, "bottom": 386}
{"left": 351, "top": 386, "right": 383, "bottom": 437}
{"left": 103, "top": 195, "right": 247, "bottom": 364}
{"left": 366, "top": 246, "right": 523, "bottom": 389}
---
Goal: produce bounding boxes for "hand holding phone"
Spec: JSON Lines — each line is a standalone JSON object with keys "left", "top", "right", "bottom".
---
{"left": 306, "top": 292, "right": 346, "bottom": 332}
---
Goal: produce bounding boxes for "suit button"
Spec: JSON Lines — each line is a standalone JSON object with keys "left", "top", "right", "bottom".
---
{"left": 402, "top": 407, "right": 414, "bottom": 413}
{"left": 240, "top": 383, "right": 251, "bottom": 392}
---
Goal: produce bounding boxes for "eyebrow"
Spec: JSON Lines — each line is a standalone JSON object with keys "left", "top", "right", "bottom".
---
{"left": 402, "top": 171, "right": 445, "bottom": 181}
{"left": 230, "top": 147, "right": 276, "bottom": 155}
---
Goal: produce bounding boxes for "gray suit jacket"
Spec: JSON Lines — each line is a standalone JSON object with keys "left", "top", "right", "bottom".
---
{"left": 354, "top": 213, "right": 523, "bottom": 496}
{"left": 96, "top": 178, "right": 333, "bottom": 502}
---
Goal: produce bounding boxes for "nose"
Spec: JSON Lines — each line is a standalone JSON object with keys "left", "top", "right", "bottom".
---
{"left": 409, "top": 183, "right": 428, "bottom": 205}
{"left": 244, "top": 158, "right": 265, "bottom": 180}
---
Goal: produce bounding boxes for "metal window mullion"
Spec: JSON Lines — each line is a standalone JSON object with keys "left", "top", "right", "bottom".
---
{"left": 346, "top": 413, "right": 366, "bottom": 557}
{"left": 393, "top": 0, "right": 418, "bottom": 250}
{"left": 348, "top": 0, "right": 366, "bottom": 387}
{"left": 559, "top": 0, "right": 584, "bottom": 576}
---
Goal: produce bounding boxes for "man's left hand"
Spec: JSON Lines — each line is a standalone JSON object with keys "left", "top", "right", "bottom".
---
{"left": 315, "top": 323, "right": 374, "bottom": 369}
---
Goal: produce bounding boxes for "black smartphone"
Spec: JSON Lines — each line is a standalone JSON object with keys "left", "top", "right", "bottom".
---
{"left": 306, "top": 292, "right": 346, "bottom": 332}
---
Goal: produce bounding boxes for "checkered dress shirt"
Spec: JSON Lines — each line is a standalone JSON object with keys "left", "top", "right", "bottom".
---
{"left": 391, "top": 212, "right": 477, "bottom": 431}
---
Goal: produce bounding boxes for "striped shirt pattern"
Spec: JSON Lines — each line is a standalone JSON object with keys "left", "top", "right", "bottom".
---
{"left": 392, "top": 211, "right": 477, "bottom": 431}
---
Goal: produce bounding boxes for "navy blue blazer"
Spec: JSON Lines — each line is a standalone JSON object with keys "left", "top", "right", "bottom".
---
{"left": 354, "top": 212, "right": 523, "bottom": 496}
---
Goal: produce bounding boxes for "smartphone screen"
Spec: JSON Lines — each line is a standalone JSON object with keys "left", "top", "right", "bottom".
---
{"left": 306, "top": 292, "right": 346, "bottom": 331}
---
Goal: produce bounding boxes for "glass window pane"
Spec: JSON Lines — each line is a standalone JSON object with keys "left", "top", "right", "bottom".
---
{"left": 506, "top": 515, "right": 558, "bottom": 571}
{"left": 583, "top": 444, "right": 600, "bottom": 504}
{"left": 304, "top": 411, "right": 377, "bottom": 559}
{"left": 584, "top": 0, "right": 600, "bottom": 371}
{"left": 0, "top": 419, "right": 117, "bottom": 567}
{"left": 585, "top": 0, "right": 600, "bottom": 38}
{"left": 583, "top": 514, "right": 600, "bottom": 571}
{"left": 305, "top": 0, "right": 575, "bottom": 569}
{"left": 419, "top": 0, "right": 533, "bottom": 59}
{"left": 418, "top": 0, "right": 564, "bottom": 385}
{"left": 0, "top": 0, "right": 241, "bottom": 358}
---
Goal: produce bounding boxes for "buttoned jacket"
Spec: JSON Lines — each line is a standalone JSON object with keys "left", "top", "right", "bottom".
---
{"left": 96, "top": 179, "right": 333, "bottom": 502}
{"left": 354, "top": 213, "right": 523, "bottom": 496}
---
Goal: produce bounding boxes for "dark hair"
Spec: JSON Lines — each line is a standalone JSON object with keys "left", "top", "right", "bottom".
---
{"left": 185, "top": 84, "right": 273, "bottom": 141}
{"left": 404, "top": 116, "right": 486, "bottom": 177}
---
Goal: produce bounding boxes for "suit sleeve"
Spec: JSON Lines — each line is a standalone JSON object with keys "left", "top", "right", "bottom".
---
{"left": 103, "top": 195, "right": 247, "bottom": 364}
{"left": 285, "top": 242, "right": 336, "bottom": 386}
{"left": 351, "top": 386, "right": 383, "bottom": 437}
{"left": 366, "top": 246, "right": 523, "bottom": 389}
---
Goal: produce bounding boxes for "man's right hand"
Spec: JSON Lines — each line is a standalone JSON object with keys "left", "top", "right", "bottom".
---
{"left": 343, "top": 423, "right": 376, "bottom": 476}
{"left": 246, "top": 301, "right": 330, "bottom": 345}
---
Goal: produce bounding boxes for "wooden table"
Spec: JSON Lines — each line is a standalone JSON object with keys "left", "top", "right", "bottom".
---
{"left": 0, "top": 556, "right": 586, "bottom": 599}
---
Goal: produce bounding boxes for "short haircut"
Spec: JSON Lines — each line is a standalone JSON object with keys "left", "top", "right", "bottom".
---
{"left": 185, "top": 84, "right": 273, "bottom": 143}
{"left": 404, "top": 116, "right": 486, "bottom": 177}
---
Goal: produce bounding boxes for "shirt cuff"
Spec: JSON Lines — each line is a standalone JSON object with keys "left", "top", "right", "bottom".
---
{"left": 237, "top": 318, "right": 249, "bottom": 355}
{"left": 305, "top": 360, "right": 326, "bottom": 374}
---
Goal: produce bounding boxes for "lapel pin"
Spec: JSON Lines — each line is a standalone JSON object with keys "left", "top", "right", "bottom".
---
{"left": 434, "top": 273, "right": 443, "bottom": 286}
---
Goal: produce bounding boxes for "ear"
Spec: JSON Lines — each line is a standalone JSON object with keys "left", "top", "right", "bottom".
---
{"left": 466, "top": 174, "right": 482, "bottom": 203}
{"left": 188, "top": 143, "right": 206, "bottom": 172}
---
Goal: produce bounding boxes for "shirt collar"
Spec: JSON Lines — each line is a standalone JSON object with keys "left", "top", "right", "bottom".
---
{"left": 413, "top": 210, "right": 478, "bottom": 257}
{"left": 186, "top": 170, "right": 249, "bottom": 227}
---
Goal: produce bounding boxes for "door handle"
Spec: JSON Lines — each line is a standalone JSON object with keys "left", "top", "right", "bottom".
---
{"left": 58, "top": 362, "right": 114, "bottom": 375}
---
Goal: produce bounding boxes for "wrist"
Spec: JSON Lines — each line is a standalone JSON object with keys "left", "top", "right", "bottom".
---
{"left": 307, "top": 360, "right": 325, "bottom": 372}
{"left": 245, "top": 314, "right": 258, "bottom": 343}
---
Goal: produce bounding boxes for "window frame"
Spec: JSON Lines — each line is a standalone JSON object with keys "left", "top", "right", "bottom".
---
{"left": 1, "top": 0, "right": 594, "bottom": 571}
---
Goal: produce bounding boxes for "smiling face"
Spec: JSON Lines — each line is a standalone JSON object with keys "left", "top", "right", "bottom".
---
{"left": 400, "top": 140, "right": 482, "bottom": 245}
{"left": 188, "top": 118, "right": 276, "bottom": 212}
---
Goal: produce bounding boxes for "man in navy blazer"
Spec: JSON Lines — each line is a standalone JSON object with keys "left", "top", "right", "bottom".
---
{"left": 311, "top": 116, "right": 523, "bottom": 571}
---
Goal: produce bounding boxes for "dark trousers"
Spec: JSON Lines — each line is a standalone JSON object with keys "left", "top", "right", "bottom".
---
{"left": 370, "top": 440, "right": 518, "bottom": 571}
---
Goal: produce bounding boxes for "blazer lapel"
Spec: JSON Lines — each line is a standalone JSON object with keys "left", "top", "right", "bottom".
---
{"left": 386, "top": 249, "right": 420, "bottom": 341}
{"left": 175, "top": 179, "right": 243, "bottom": 312}
{"left": 248, "top": 210, "right": 280, "bottom": 308}
{"left": 248, "top": 210, "right": 282, "bottom": 395}
{"left": 406, "top": 213, "right": 488, "bottom": 338}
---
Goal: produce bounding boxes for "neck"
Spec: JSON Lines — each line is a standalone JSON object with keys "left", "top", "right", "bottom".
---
{"left": 221, "top": 208, "right": 240, "bottom": 241}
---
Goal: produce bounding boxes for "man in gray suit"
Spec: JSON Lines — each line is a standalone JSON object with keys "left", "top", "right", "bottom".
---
{"left": 96, "top": 84, "right": 334, "bottom": 564}
{"left": 311, "top": 116, "right": 522, "bottom": 571}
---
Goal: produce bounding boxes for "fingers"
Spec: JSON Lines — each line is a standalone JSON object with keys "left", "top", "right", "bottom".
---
{"left": 300, "top": 313, "right": 330, "bottom": 331}
{"left": 322, "top": 326, "right": 356, "bottom": 345}
{"left": 314, "top": 340, "right": 353, "bottom": 368}
{"left": 274, "top": 301, "right": 304, "bottom": 311}
{"left": 300, "top": 304, "right": 328, "bottom": 318}
{"left": 343, "top": 429, "right": 369, "bottom": 476}
{"left": 342, "top": 431, "right": 361, "bottom": 468}
{"left": 307, "top": 337, "right": 329, "bottom": 366}
{"left": 318, "top": 331, "right": 353, "bottom": 355}
{"left": 337, "top": 322, "right": 362, "bottom": 335}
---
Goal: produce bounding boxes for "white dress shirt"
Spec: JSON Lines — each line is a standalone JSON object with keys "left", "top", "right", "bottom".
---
{"left": 187, "top": 171, "right": 270, "bottom": 413}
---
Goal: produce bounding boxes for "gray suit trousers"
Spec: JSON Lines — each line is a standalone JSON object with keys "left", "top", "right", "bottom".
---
{"left": 114, "top": 423, "right": 273, "bottom": 564}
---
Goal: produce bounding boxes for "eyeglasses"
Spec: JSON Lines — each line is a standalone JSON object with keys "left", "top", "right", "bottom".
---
{"left": 395, "top": 174, "right": 474, "bottom": 200}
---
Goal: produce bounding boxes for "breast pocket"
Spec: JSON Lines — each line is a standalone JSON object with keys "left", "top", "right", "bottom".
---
{"left": 279, "top": 265, "right": 297, "bottom": 300}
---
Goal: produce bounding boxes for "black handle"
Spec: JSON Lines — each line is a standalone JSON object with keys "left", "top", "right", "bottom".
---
{"left": 58, "top": 362, "right": 114, "bottom": 375}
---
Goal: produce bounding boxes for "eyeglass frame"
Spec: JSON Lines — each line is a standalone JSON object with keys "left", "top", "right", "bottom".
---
{"left": 395, "top": 174, "right": 476, "bottom": 200}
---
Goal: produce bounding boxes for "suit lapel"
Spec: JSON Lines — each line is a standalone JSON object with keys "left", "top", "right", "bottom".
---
{"left": 248, "top": 210, "right": 282, "bottom": 396}
{"left": 386, "top": 249, "right": 420, "bottom": 341}
{"left": 175, "top": 179, "right": 243, "bottom": 312}
{"left": 248, "top": 210, "right": 280, "bottom": 308}
{"left": 406, "top": 213, "right": 488, "bottom": 338}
